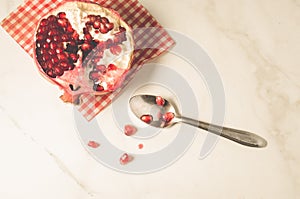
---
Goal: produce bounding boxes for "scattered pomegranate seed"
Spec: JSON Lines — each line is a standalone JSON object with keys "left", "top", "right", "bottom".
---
{"left": 119, "top": 153, "right": 132, "bottom": 165}
{"left": 93, "top": 21, "right": 101, "bottom": 29}
{"left": 106, "top": 22, "right": 114, "bottom": 30}
{"left": 107, "top": 64, "right": 117, "bottom": 71}
{"left": 138, "top": 144, "right": 144, "bottom": 149}
{"left": 140, "top": 115, "right": 153, "bottom": 124}
{"left": 162, "top": 112, "right": 175, "bottom": 123}
{"left": 124, "top": 125, "right": 137, "bottom": 136}
{"left": 94, "top": 64, "right": 106, "bottom": 73}
{"left": 40, "top": 19, "right": 48, "bottom": 26}
{"left": 101, "top": 17, "right": 109, "bottom": 23}
{"left": 99, "top": 23, "right": 108, "bottom": 34}
{"left": 156, "top": 96, "right": 165, "bottom": 106}
{"left": 88, "top": 141, "right": 100, "bottom": 148}
{"left": 110, "top": 45, "right": 122, "bottom": 55}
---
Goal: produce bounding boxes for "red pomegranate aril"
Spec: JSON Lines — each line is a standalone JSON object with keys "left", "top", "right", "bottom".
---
{"left": 101, "top": 17, "right": 109, "bottom": 23}
{"left": 60, "top": 62, "right": 69, "bottom": 70}
{"left": 53, "top": 67, "right": 64, "bottom": 76}
{"left": 162, "top": 112, "right": 175, "bottom": 123}
{"left": 49, "top": 42, "right": 57, "bottom": 49}
{"left": 48, "top": 49, "right": 56, "bottom": 56}
{"left": 88, "top": 141, "right": 100, "bottom": 148}
{"left": 93, "top": 21, "right": 101, "bottom": 29}
{"left": 57, "top": 12, "right": 66, "bottom": 19}
{"left": 138, "top": 144, "right": 144, "bottom": 149}
{"left": 99, "top": 23, "right": 108, "bottom": 34}
{"left": 46, "top": 69, "right": 56, "bottom": 78}
{"left": 53, "top": 36, "right": 61, "bottom": 42}
{"left": 81, "top": 43, "right": 91, "bottom": 51}
{"left": 55, "top": 48, "right": 64, "bottom": 54}
{"left": 40, "top": 19, "right": 48, "bottom": 26}
{"left": 106, "top": 22, "right": 114, "bottom": 30}
{"left": 51, "top": 57, "right": 59, "bottom": 64}
{"left": 61, "top": 34, "right": 69, "bottom": 42}
{"left": 71, "top": 31, "right": 79, "bottom": 40}
{"left": 87, "top": 15, "right": 96, "bottom": 23}
{"left": 66, "top": 25, "right": 74, "bottom": 33}
{"left": 124, "top": 125, "right": 137, "bottom": 136}
{"left": 42, "top": 43, "right": 50, "bottom": 49}
{"left": 119, "top": 153, "right": 132, "bottom": 165}
{"left": 37, "top": 27, "right": 46, "bottom": 34}
{"left": 107, "top": 64, "right": 117, "bottom": 71}
{"left": 84, "top": 32, "right": 93, "bottom": 41}
{"left": 36, "top": 34, "right": 44, "bottom": 41}
{"left": 47, "top": 15, "right": 57, "bottom": 22}
{"left": 57, "top": 53, "right": 68, "bottom": 60}
{"left": 42, "top": 54, "right": 50, "bottom": 61}
{"left": 156, "top": 96, "right": 165, "bottom": 106}
{"left": 140, "top": 115, "right": 153, "bottom": 124}
{"left": 110, "top": 45, "right": 122, "bottom": 55}
{"left": 69, "top": 53, "right": 79, "bottom": 62}
{"left": 48, "top": 29, "right": 59, "bottom": 36}
{"left": 57, "top": 18, "right": 68, "bottom": 27}
{"left": 94, "top": 64, "right": 106, "bottom": 73}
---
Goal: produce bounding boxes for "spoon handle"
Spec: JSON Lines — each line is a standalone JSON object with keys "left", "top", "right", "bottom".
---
{"left": 179, "top": 117, "right": 267, "bottom": 148}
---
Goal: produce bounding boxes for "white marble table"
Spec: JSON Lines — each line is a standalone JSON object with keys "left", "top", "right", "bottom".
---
{"left": 0, "top": 0, "right": 299, "bottom": 198}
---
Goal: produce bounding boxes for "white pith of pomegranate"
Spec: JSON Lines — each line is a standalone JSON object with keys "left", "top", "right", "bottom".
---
{"left": 34, "top": 2, "right": 134, "bottom": 101}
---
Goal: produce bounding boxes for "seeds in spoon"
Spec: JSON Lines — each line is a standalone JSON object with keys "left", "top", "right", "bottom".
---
{"left": 155, "top": 96, "right": 165, "bottom": 106}
{"left": 140, "top": 114, "right": 153, "bottom": 124}
{"left": 162, "top": 112, "right": 175, "bottom": 123}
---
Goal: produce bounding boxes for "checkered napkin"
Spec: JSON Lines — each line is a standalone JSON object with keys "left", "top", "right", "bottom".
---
{"left": 0, "top": 0, "right": 175, "bottom": 121}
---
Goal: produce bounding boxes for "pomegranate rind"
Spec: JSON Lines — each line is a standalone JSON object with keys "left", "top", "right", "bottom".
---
{"left": 33, "top": 1, "right": 134, "bottom": 98}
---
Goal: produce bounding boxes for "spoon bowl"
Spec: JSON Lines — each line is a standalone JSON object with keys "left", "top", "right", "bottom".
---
{"left": 129, "top": 94, "right": 268, "bottom": 148}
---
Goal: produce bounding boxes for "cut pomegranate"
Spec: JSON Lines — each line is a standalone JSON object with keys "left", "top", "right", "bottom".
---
{"left": 162, "top": 112, "right": 175, "bottom": 123}
{"left": 140, "top": 114, "right": 153, "bottom": 124}
{"left": 88, "top": 141, "right": 100, "bottom": 148}
{"left": 34, "top": 2, "right": 134, "bottom": 101}
{"left": 119, "top": 153, "right": 133, "bottom": 165}
{"left": 156, "top": 96, "right": 165, "bottom": 106}
{"left": 124, "top": 125, "right": 137, "bottom": 136}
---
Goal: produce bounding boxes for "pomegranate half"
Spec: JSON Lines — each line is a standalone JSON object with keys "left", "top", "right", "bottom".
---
{"left": 34, "top": 1, "right": 134, "bottom": 102}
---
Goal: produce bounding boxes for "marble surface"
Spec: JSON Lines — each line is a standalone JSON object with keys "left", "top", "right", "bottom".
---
{"left": 0, "top": 0, "right": 299, "bottom": 198}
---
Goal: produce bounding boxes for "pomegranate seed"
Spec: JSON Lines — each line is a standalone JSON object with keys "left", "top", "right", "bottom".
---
{"left": 36, "top": 34, "right": 44, "bottom": 41}
{"left": 51, "top": 57, "right": 59, "bottom": 64}
{"left": 48, "top": 15, "right": 57, "bottom": 22}
{"left": 55, "top": 48, "right": 63, "bottom": 54}
{"left": 106, "top": 22, "right": 114, "bottom": 30}
{"left": 48, "top": 29, "right": 59, "bottom": 36}
{"left": 119, "top": 153, "right": 132, "bottom": 165}
{"left": 66, "top": 25, "right": 74, "bottom": 33}
{"left": 60, "top": 62, "right": 69, "bottom": 70}
{"left": 42, "top": 43, "right": 49, "bottom": 49}
{"left": 89, "top": 71, "right": 101, "bottom": 81}
{"left": 42, "top": 54, "right": 50, "bottom": 61}
{"left": 93, "top": 21, "right": 101, "bottom": 29}
{"left": 94, "top": 65, "right": 106, "bottom": 73}
{"left": 162, "top": 112, "right": 175, "bottom": 123}
{"left": 81, "top": 43, "right": 91, "bottom": 51}
{"left": 101, "top": 17, "right": 109, "bottom": 23}
{"left": 37, "top": 27, "right": 46, "bottom": 34}
{"left": 110, "top": 45, "right": 122, "bottom": 55}
{"left": 46, "top": 69, "right": 56, "bottom": 78}
{"left": 95, "top": 30, "right": 100, "bottom": 34}
{"left": 53, "top": 67, "right": 64, "bottom": 76}
{"left": 140, "top": 115, "right": 153, "bottom": 124}
{"left": 53, "top": 35, "right": 61, "bottom": 42}
{"left": 46, "top": 62, "right": 54, "bottom": 69}
{"left": 99, "top": 23, "right": 108, "bottom": 34}
{"left": 69, "top": 53, "right": 79, "bottom": 62}
{"left": 84, "top": 32, "right": 93, "bottom": 41}
{"left": 156, "top": 96, "right": 165, "bottom": 106}
{"left": 57, "top": 53, "right": 68, "bottom": 60}
{"left": 48, "top": 49, "right": 56, "bottom": 56}
{"left": 88, "top": 141, "right": 100, "bottom": 148}
{"left": 124, "top": 125, "right": 137, "bottom": 136}
{"left": 46, "top": 37, "right": 52, "bottom": 43}
{"left": 138, "top": 144, "right": 144, "bottom": 149}
{"left": 49, "top": 42, "right": 57, "bottom": 49}
{"left": 119, "top": 26, "right": 126, "bottom": 32}
{"left": 57, "top": 12, "right": 66, "bottom": 19}
{"left": 93, "top": 84, "right": 104, "bottom": 92}
{"left": 71, "top": 31, "right": 79, "bottom": 40}
{"left": 40, "top": 19, "right": 48, "bottom": 26}
{"left": 61, "top": 34, "right": 69, "bottom": 42}
{"left": 107, "top": 64, "right": 117, "bottom": 71}
{"left": 87, "top": 15, "right": 96, "bottom": 23}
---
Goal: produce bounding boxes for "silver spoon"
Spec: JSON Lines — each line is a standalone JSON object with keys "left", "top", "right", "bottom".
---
{"left": 129, "top": 94, "right": 267, "bottom": 148}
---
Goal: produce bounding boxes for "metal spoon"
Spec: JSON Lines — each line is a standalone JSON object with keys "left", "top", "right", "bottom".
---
{"left": 129, "top": 94, "right": 267, "bottom": 148}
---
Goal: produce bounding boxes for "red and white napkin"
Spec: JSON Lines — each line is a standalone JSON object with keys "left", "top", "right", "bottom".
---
{"left": 1, "top": 0, "right": 175, "bottom": 121}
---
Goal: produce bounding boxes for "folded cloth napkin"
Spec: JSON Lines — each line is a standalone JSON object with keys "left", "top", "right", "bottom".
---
{"left": 0, "top": 0, "right": 175, "bottom": 121}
